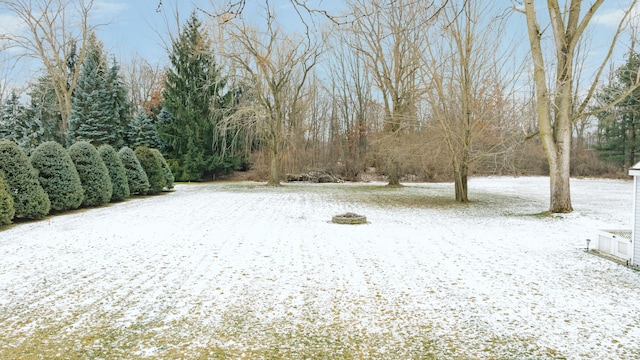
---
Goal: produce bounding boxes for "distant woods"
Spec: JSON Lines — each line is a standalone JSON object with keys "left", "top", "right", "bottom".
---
{"left": 0, "top": 0, "right": 638, "bottom": 211}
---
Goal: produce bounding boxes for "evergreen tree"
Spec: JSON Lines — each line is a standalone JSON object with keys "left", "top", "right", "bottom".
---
{"left": 106, "top": 58, "right": 131, "bottom": 147}
{"left": 118, "top": 146, "right": 149, "bottom": 195}
{"left": 67, "top": 34, "right": 130, "bottom": 147}
{"left": 594, "top": 51, "right": 640, "bottom": 168}
{"left": 0, "top": 171, "right": 15, "bottom": 225}
{"left": 25, "top": 75, "right": 64, "bottom": 144}
{"left": 12, "top": 111, "right": 46, "bottom": 154}
{"left": 135, "top": 146, "right": 165, "bottom": 194}
{"left": 0, "top": 140, "right": 51, "bottom": 219}
{"left": 30, "top": 141, "right": 84, "bottom": 211}
{"left": 152, "top": 148, "right": 174, "bottom": 190}
{"left": 68, "top": 141, "right": 112, "bottom": 207}
{"left": 0, "top": 91, "right": 47, "bottom": 154}
{"left": 159, "top": 12, "right": 241, "bottom": 181}
{"left": 98, "top": 144, "right": 130, "bottom": 202}
{"left": 130, "top": 108, "right": 162, "bottom": 149}
{"left": 0, "top": 92, "right": 23, "bottom": 142}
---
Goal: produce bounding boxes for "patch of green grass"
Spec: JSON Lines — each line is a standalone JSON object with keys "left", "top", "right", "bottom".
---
{"left": 0, "top": 309, "right": 566, "bottom": 360}
{"left": 189, "top": 181, "right": 549, "bottom": 215}
{"left": 0, "top": 314, "right": 438, "bottom": 359}
{"left": 335, "top": 185, "right": 459, "bottom": 209}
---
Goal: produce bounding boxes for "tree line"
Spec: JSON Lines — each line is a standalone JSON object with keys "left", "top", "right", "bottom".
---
{"left": 0, "top": 0, "right": 638, "bottom": 213}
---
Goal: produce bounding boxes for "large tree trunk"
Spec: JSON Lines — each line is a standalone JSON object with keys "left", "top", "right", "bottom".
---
{"left": 454, "top": 164, "right": 468, "bottom": 203}
{"left": 267, "top": 122, "right": 281, "bottom": 186}
{"left": 386, "top": 131, "right": 401, "bottom": 187}
{"left": 549, "top": 152, "right": 572, "bottom": 213}
{"left": 524, "top": 0, "right": 580, "bottom": 213}
{"left": 267, "top": 145, "right": 281, "bottom": 186}
{"left": 387, "top": 160, "right": 400, "bottom": 186}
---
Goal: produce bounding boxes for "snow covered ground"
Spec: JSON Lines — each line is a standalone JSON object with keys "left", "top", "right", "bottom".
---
{"left": 1, "top": 176, "right": 639, "bottom": 359}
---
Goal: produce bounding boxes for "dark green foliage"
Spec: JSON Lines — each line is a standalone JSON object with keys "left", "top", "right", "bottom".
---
{"left": 0, "top": 92, "right": 45, "bottom": 154}
{"left": 67, "top": 34, "right": 130, "bottom": 148}
{"left": 30, "top": 141, "right": 84, "bottom": 211}
{"left": 130, "top": 108, "right": 162, "bottom": 149}
{"left": 25, "top": 75, "right": 65, "bottom": 145}
{"left": 594, "top": 51, "right": 640, "bottom": 169}
{"left": 134, "top": 146, "right": 166, "bottom": 194}
{"left": 0, "top": 171, "right": 15, "bottom": 225}
{"left": 106, "top": 58, "right": 131, "bottom": 147}
{"left": 118, "top": 146, "right": 149, "bottom": 195}
{"left": 68, "top": 141, "right": 112, "bottom": 207}
{"left": 0, "top": 92, "right": 21, "bottom": 141}
{"left": 151, "top": 148, "right": 174, "bottom": 190}
{"left": 98, "top": 144, "right": 130, "bottom": 202}
{"left": 159, "top": 12, "right": 244, "bottom": 181}
{"left": 0, "top": 140, "right": 51, "bottom": 219}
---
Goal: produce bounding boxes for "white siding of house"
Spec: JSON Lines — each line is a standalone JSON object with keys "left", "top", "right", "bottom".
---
{"left": 634, "top": 177, "right": 640, "bottom": 265}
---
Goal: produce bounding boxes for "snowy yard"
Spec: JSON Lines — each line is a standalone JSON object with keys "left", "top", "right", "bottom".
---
{"left": 1, "top": 176, "right": 640, "bottom": 359}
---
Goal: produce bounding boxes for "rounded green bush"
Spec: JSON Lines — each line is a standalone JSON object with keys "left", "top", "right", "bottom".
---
{"left": 118, "top": 146, "right": 149, "bottom": 195}
{"left": 0, "top": 140, "right": 50, "bottom": 219}
{"left": 151, "top": 149, "right": 174, "bottom": 190}
{"left": 30, "top": 141, "right": 84, "bottom": 211}
{"left": 0, "top": 171, "right": 15, "bottom": 225}
{"left": 98, "top": 144, "right": 130, "bottom": 202}
{"left": 135, "top": 146, "right": 166, "bottom": 194}
{"left": 68, "top": 141, "right": 112, "bottom": 207}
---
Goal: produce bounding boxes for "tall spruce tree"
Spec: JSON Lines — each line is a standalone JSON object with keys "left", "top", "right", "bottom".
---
{"left": 106, "top": 58, "right": 131, "bottom": 147}
{"left": 159, "top": 12, "right": 240, "bottom": 181}
{"left": 67, "top": 34, "right": 130, "bottom": 148}
{"left": 594, "top": 51, "right": 640, "bottom": 169}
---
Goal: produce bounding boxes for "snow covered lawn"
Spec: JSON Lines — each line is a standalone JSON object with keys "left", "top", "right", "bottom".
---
{"left": 1, "top": 176, "right": 639, "bottom": 359}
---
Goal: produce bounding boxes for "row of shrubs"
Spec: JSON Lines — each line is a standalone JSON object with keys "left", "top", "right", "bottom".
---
{"left": 0, "top": 140, "right": 174, "bottom": 226}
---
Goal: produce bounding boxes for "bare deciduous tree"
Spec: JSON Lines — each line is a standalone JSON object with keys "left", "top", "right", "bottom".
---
{"left": 218, "top": 10, "right": 322, "bottom": 185}
{"left": 326, "top": 30, "right": 376, "bottom": 180}
{"left": 521, "top": 0, "right": 639, "bottom": 213}
{"left": 346, "top": 0, "right": 440, "bottom": 186}
{"left": 420, "top": 0, "right": 524, "bottom": 202}
{"left": 0, "top": 0, "right": 100, "bottom": 141}
{"left": 121, "top": 55, "right": 164, "bottom": 111}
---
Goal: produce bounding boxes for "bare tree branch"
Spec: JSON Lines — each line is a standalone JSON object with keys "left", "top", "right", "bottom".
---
{"left": 0, "top": 0, "right": 102, "bottom": 140}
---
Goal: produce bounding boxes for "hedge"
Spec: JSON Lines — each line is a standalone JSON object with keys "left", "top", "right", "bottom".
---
{"left": 68, "top": 141, "right": 112, "bottom": 207}
{"left": 118, "top": 146, "right": 149, "bottom": 195}
{"left": 0, "top": 140, "right": 50, "bottom": 219}
{"left": 135, "top": 146, "right": 166, "bottom": 194}
{"left": 30, "top": 141, "right": 84, "bottom": 211}
{"left": 151, "top": 148, "right": 174, "bottom": 191}
{"left": 0, "top": 171, "right": 15, "bottom": 225}
{"left": 98, "top": 144, "right": 130, "bottom": 202}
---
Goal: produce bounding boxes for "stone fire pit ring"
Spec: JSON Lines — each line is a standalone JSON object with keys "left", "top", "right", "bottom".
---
{"left": 331, "top": 212, "right": 367, "bottom": 224}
